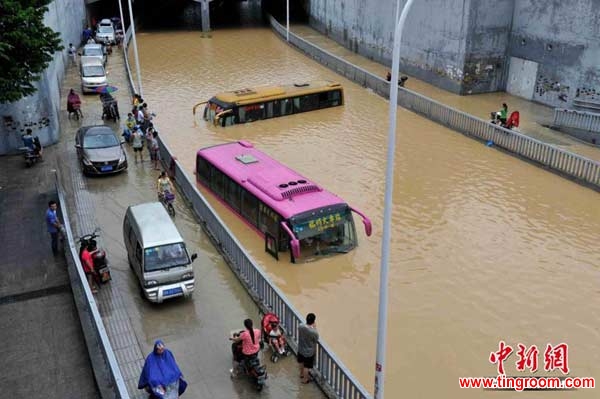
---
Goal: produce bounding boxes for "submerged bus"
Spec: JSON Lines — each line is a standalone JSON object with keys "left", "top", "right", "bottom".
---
{"left": 195, "top": 141, "right": 371, "bottom": 262}
{"left": 195, "top": 80, "right": 344, "bottom": 127}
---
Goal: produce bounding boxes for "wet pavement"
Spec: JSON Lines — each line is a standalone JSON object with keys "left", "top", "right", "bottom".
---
{"left": 56, "top": 45, "right": 325, "bottom": 398}
{"left": 290, "top": 25, "right": 600, "bottom": 162}
{"left": 0, "top": 147, "right": 99, "bottom": 398}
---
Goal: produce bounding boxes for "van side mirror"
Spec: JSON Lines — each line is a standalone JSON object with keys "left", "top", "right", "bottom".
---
{"left": 191, "top": 253, "right": 198, "bottom": 262}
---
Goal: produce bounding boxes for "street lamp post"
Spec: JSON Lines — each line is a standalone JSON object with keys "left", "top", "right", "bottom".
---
{"left": 286, "top": 0, "right": 290, "bottom": 41}
{"left": 116, "top": 0, "right": 126, "bottom": 50}
{"left": 126, "top": 0, "right": 144, "bottom": 97}
{"left": 374, "top": 1, "right": 415, "bottom": 399}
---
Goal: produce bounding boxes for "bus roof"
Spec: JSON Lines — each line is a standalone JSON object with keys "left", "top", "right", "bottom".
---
{"left": 211, "top": 80, "right": 342, "bottom": 106}
{"left": 128, "top": 202, "right": 184, "bottom": 247}
{"left": 197, "top": 141, "right": 347, "bottom": 219}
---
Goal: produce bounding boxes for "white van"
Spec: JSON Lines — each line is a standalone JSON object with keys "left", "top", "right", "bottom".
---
{"left": 80, "top": 58, "right": 107, "bottom": 93}
{"left": 123, "top": 202, "right": 197, "bottom": 303}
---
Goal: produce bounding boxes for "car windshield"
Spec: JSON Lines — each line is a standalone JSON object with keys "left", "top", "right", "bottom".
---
{"left": 144, "top": 243, "right": 189, "bottom": 271}
{"left": 83, "top": 48, "right": 102, "bottom": 57}
{"left": 83, "top": 133, "right": 119, "bottom": 149}
{"left": 98, "top": 26, "right": 113, "bottom": 33}
{"left": 82, "top": 65, "right": 105, "bottom": 77}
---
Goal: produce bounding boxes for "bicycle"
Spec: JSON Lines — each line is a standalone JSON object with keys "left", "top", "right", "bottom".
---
{"left": 159, "top": 190, "right": 176, "bottom": 217}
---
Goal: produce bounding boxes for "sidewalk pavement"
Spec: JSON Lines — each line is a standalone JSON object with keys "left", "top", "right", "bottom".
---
{"left": 0, "top": 146, "right": 99, "bottom": 398}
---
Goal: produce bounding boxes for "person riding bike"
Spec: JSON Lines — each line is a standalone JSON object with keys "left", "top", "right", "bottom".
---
{"left": 157, "top": 171, "right": 175, "bottom": 202}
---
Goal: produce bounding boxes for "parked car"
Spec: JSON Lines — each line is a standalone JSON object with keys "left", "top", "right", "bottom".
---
{"left": 99, "top": 18, "right": 114, "bottom": 29}
{"left": 75, "top": 126, "right": 127, "bottom": 175}
{"left": 96, "top": 23, "right": 115, "bottom": 44}
{"left": 80, "top": 58, "right": 107, "bottom": 94}
{"left": 80, "top": 43, "right": 107, "bottom": 67}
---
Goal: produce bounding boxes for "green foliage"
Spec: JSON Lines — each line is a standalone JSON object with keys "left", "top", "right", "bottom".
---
{"left": 0, "top": 0, "right": 64, "bottom": 103}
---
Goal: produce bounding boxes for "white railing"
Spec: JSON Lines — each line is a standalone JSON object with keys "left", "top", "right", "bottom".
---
{"left": 268, "top": 16, "right": 600, "bottom": 191}
{"left": 554, "top": 108, "right": 600, "bottom": 132}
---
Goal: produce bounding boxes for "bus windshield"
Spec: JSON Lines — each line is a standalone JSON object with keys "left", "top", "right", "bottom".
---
{"left": 290, "top": 207, "right": 357, "bottom": 257}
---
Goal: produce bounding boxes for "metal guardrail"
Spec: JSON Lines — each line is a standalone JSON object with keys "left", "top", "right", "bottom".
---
{"left": 554, "top": 108, "right": 600, "bottom": 132}
{"left": 156, "top": 138, "right": 372, "bottom": 399}
{"left": 54, "top": 172, "right": 130, "bottom": 399}
{"left": 269, "top": 16, "right": 600, "bottom": 190}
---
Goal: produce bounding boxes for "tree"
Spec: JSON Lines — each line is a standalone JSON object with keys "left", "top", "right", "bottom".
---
{"left": 0, "top": 0, "right": 64, "bottom": 103}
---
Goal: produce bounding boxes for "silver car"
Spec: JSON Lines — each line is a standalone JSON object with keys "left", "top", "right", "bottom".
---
{"left": 75, "top": 126, "right": 127, "bottom": 175}
{"left": 81, "top": 43, "right": 107, "bottom": 67}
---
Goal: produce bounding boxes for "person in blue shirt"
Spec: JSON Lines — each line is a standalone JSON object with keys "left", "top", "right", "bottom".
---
{"left": 46, "top": 201, "right": 63, "bottom": 255}
{"left": 138, "top": 340, "right": 186, "bottom": 398}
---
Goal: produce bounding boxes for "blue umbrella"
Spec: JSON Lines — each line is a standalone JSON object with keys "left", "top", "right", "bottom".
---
{"left": 96, "top": 85, "right": 118, "bottom": 94}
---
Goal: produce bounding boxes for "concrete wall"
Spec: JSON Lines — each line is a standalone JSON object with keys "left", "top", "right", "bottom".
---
{"left": 0, "top": 0, "right": 86, "bottom": 154}
{"left": 306, "top": 0, "right": 599, "bottom": 104}
{"left": 508, "top": 0, "right": 600, "bottom": 107}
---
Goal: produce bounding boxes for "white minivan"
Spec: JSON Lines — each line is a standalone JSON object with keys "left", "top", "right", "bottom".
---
{"left": 123, "top": 202, "right": 197, "bottom": 303}
{"left": 80, "top": 58, "right": 107, "bottom": 93}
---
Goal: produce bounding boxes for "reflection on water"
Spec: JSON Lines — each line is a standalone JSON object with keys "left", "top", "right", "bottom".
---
{"left": 131, "top": 19, "right": 600, "bottom": 398}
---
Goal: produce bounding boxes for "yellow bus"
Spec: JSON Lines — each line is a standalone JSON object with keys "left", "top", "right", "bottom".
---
{"left": 194, "top": 80, "right": 344, "bottom": 127}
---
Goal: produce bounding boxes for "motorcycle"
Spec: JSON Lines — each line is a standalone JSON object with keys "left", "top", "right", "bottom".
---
{"left": 490, "top": 110, "right": 520, "bottom": 131}
{"left": 230, "top": 332, "right": 268, "bottom": 392}
{"left": 78, "top": 228, "right": 111, "bottom": 284}
{"left": 159, "top": 190, "right": 176, "bottom": 217}
{"left": 19, "top": 134, "right": 43, "bottom": 167}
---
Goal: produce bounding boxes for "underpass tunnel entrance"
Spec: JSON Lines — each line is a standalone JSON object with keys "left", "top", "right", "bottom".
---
{"left": 86, "top": 0, "right": 308, "bottom": 31}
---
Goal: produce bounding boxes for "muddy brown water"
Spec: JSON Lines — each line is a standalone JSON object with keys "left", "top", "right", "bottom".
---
{"left": 125, "top": 24, "right": 600, "bottom": 398}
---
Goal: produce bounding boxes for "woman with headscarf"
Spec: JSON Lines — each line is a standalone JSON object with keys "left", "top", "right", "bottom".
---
{"left": 138, "top": 340, "right": 187, "bottom": 399}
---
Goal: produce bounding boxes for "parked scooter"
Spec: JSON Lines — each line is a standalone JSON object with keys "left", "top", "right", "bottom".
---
{"left": 230, "top": 331, "right": 268, "bottom": 392}
{"left": 78, "top": 228, "right": 111, "bottom": 284}
{"left": 19, "top": 130, "right": 43, "bottom": 167}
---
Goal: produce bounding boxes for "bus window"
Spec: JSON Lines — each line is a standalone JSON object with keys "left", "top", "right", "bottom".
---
{"left": 300, "top": 94, "right": 319, "bottom": 112}
{"left": 259, "top": 202, "right": 279, "bottom": 236}
{"left": 211, "top": 167, "right": 225, "bottom": 198}
{"left": 225, "top": 176, "right": 241, "bottom": 211}
{"left": 222, "top": 115, "right": 235, "bottom": 126}
{"left": 241, "top": 188, "right": 258, "bottom": 227}
{"left": 272, "top": 100, "right": 281, "bottom": 117}
{"left": 281, "top": 99, "right": 292, "bottom": 115}
{"left": 197, "top": 156, "right": 211, "bottom": 185}
{"left": 292, "top": 97, "right": 301, "bottom": 112}
{"left": 265, "top": 102, "right": 273, "bottom": 119}
{"left": 237, "top": 107, "right": 246, "bottom": 123}
{"left": 318, "top": 90, "right": 341, "bottom": 107}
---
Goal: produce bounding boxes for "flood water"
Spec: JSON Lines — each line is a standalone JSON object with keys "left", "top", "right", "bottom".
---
{"left": 129, "top": 3, "right": 600, "bottom": 397}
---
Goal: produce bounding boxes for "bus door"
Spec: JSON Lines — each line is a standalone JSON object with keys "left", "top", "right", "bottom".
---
{"left": 264, "top": 232, "right": 278, "bottom": 260}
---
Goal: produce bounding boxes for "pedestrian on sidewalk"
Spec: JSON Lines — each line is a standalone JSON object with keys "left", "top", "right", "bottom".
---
{"left": 80, "top": 244, "right": 99, "bottom": 294}
{"left": 138, "top": 340, "right": 187, "bottom": 398}
{"left": 46, "top": 201, "right": 64, "bottom": 255}
{"left": 149, "top": 131, "right": 160, "bottom": 170}
{"left": 298, "top": 313, "right": 319, "bottom": 384}
{"left": 68, "top": 43, "right": 77, "bottom": 66}
{"left": 131, "top": 126, "right": 144, "bottom": 163}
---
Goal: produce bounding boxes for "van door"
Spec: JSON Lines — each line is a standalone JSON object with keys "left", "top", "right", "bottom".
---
{"left": 135, "top": 241, "right": 143, "bottom": 278}
{"left": 265, "top": 232, "right": 278, "bottom": 260}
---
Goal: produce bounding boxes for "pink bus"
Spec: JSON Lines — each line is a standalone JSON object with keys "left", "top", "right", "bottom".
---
{"left": 195, "top": 141, "right": 372, "bottom": 262}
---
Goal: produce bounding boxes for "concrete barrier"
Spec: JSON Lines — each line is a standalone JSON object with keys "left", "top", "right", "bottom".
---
{"left": 268, "top": 16, "right": 600, "bottom": 191}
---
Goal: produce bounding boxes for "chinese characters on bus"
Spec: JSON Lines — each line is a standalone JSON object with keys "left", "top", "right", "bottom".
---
{"left": 489, "top": 341, "right": 569, "bottom": 375}
{"left": 308, "top": 213, "right": 342, "bottom": 232}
